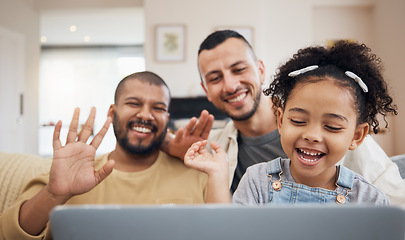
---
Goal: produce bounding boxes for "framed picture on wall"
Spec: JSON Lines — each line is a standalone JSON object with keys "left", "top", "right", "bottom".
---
{"left": 215, "top": 26, "right": 254, "bottom": 47}
{"left": 155, "top": 24, "right": 186, "bottom": 62}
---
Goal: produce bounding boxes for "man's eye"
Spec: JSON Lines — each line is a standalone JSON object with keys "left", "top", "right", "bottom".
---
{"left": 208, "top": 76, "right": 221, "bottom": 83}
{"left": 235, "top": 67, "right": 246, "bottom": 73}
{"left": 154, "top": 107, "right": 167, "bottom": 112}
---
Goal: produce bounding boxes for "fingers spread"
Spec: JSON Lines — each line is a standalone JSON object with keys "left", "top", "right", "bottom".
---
{"left": 90, "top": 116, "right": 112, "bottom": 149}
{"left": 191, "top": 110, "right": 209, "bottom": 136}
{"left": 53, "top": 120, "right": 63, "bottom": 151}
{"left": 210, "top": 141, "right": 223, "bottom": 153}
{"left": 78, "top": 107, "right": 96, "bottom": 143}
{"left": 200, "top": 114, "right": 214, "bottom": 139}
{"left": 173, "top": 127, "right": 184, "bottom": 143}
{"left": 66, "top": 108, "right": 80, "bottom": 144}
{"left": 184, "top": 117, "right": 197, "bottom": 135}
{"left": 95, "top": 159, "right": 115, "bottom": 184}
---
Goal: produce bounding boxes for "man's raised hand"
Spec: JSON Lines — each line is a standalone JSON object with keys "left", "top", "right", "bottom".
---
{"left": 47, "top": 107, "right": 114, "bottom": 201}
{"left": 163, "top": 110, "right": 214, "bottom": 159}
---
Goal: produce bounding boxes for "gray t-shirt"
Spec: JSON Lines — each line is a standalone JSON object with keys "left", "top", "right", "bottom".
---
{"left": 231, "top": 130, "right": 287, "bottom": 192}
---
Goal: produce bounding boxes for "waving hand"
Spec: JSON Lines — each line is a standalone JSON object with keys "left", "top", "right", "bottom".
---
{"left": 47, "top": 107, "right": 114, "bottom": 200}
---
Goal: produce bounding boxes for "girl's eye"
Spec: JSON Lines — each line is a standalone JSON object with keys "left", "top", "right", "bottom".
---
{"left": 325, "top": 125, "right": 342, "bottom": 131}
{"left": 290, "top": 119, "right": 305, "bottom": 125}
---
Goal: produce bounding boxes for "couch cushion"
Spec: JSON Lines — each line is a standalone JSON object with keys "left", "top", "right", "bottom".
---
{"left": 0, "top": 152, "right": 52, "bottom": 212}
{"left": 391, "top": 154, "right": 405, "bottom": 179}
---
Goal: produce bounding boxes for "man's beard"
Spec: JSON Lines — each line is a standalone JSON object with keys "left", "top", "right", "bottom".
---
{"left": 113, "top": 113, "right": 167, "bottom": 155}
{"left": 224, "top": 90, "right": 261, "bottom": 121}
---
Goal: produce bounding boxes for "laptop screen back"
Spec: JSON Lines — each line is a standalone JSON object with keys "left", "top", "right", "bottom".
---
{"left": 50, "top": 204, "right": 405, "bottom": 240}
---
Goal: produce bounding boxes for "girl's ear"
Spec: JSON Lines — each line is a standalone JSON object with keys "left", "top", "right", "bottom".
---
{"left": 349, "top": 123, "right": 369, "bottom": 150}
{"left": 276, "top": 108, "right": 284, "bottom": 131}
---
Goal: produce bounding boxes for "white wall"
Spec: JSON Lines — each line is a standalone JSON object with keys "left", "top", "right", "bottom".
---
{"left": 373, "top": 0, "right": 405, "bottom": 156}
{"left": 35, "top": 0, "right": 143, "bottom": 10}
{"left": 0, "top": 0, "right": 40, "bottom": 154}
{"left": 144, "top": 0, "right": 264, "bottom": 97}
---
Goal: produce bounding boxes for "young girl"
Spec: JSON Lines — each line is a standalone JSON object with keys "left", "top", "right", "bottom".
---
{"left": 185, "top": 40, "right": 397, "bottom": 205}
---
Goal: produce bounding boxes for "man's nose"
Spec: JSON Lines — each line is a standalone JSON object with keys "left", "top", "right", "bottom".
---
{"left": 136, "top": 106, "right": 154, "bottom": 121}
{"left": 222, "top": 73, "right": 240, "bottom": 93}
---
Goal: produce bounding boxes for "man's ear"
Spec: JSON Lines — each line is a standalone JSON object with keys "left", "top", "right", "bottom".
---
{"left": 107, "top": 104, "right": 115, "bottom": 119}
{"left": 276, "top": 108, "right": 284, "bottom": 131}
{"left": 349, "top": 123, "right": 369, "bottom": 150}
{"left": 200, "top": 81, "right": 212, "bottom": 102}
{"left": 257, "top": 59, "right": 266, "bottom": 85}
{"left": 166, "top": 112, "right": 170, "bottom": 123}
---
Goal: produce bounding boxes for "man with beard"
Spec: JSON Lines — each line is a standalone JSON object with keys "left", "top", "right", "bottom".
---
{"left": 168, "top": 30, "right": 405, "bottom": 206}
{"left": 196, "top": 30, "right": 284, "bottom": 193}
{"left": 1, "top": 71, "right": 208, "bottom": 240}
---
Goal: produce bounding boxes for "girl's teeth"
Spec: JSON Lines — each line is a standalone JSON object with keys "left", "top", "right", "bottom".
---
{"left": 298, "top": 149, "right": 324, "bottom": 162}
{"left": 301, "top": 149, "right": 322, "bottom": 156}
{"left": 301, "top": 156, "right": 317, "bottom": 162}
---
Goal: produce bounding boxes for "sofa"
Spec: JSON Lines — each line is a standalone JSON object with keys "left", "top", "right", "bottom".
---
{"left": 0, "top": 152, "right": 52, "bottom": 213}
{"left": 392, "top": 154, "right": 405, "bottom": 179}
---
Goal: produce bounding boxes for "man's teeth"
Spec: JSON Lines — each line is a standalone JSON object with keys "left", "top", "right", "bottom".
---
{"left": 132, "top": 126, "right": 151, "bottom": 133}
{"left": 228, "top": 93, "right": 246, "bottom": 103}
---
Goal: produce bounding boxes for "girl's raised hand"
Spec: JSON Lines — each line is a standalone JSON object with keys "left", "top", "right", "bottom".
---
{"left": 185, "top": 140, "right": 230, "bottom": 203}
{"left": 184, "top": 140, "right": 228, "bottom": 177}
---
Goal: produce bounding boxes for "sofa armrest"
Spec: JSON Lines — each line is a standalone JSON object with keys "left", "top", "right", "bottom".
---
{"left": 391, "top": 154, "right": 405, "bottom": 179}
{"left": 0, "top": 152, "right": 52, "bottom": 213}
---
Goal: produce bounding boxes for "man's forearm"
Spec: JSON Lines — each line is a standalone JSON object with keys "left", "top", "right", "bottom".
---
{"left": 19, "top": 186, "right": 70, "bottom": 236}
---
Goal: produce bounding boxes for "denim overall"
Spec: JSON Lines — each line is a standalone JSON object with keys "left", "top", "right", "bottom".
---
{"left": 267, "top": 158, "right": 354, "bottom": 204}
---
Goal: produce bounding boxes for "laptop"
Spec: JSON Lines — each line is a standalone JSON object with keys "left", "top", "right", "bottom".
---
{"left": 50, "top": 204, "right": 405, "bottom": 240}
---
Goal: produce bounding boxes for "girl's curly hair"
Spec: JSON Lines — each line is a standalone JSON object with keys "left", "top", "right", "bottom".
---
{"left": 263, "top": 40, "right": 397, "bottom": 134}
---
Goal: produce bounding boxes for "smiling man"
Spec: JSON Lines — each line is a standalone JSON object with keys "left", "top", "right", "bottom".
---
{"left": 197, "top": 30, "right": 286, "bottom": 192}
{"left": 1, "top": 71, "right": 208, "bottom": 240}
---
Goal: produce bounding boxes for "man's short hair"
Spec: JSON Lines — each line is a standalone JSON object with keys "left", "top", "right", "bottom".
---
{"left": 198, "top": 30, "right": 254, "bottom": 55}
{"left": 114, "top": 71, "right": 171, "bottom": 105}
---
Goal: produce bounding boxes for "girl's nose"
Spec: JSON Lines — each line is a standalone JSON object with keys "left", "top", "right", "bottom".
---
{"left": 303, "top": 125, "right": 322, "bottom": 143}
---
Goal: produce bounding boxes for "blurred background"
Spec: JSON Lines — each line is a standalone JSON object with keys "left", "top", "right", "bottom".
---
{"left": 0, "top": 0, "right": 404, "bottom": 157}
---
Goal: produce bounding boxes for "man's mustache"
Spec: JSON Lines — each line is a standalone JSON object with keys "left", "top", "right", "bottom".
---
{"left": 127, "top": 120, "right": 158, "bottom": 132}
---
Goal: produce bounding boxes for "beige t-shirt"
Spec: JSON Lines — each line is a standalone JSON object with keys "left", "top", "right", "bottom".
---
{"left": 1, "top": 151, "right": 207, "bottom": 240}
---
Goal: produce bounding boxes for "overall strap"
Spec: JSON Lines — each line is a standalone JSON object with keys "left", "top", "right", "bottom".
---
{"left": 267, "top": 157, "right": 283, "bottom": 175}
{"left": 336, "top": 165, "right": 355, "bottom": 189}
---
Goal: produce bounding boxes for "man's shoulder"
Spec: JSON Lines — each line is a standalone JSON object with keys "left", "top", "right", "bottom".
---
{"left": 94, "top": 153, "right": 110, "bottom": 167}
{"left": 158, "top": 151, "right": 191, "bottom": 168}
{"left": 351, "top": 170, "right": 391, "bottom": 204}
{"left": 208, "top": 121, "right": 237, "bottom": 140}
{"left": 158, "top": 151, "right": 207, "bottom": 175}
